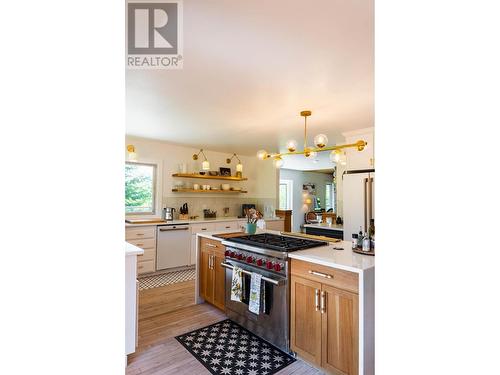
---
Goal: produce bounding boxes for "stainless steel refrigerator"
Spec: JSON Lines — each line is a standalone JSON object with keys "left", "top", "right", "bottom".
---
{"left": 342, "top": 169, "right": 375, "bottom": 240}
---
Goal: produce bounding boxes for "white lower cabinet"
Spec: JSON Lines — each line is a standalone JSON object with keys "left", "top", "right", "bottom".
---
{"left": 125, "top": 225, "right": 157, "bottom": 275}
{"left": 215, "top": 221, "right": 238, "bottom": 231}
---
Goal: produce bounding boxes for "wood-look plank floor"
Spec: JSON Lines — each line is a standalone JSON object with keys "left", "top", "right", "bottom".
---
{"left": 127, "top": 301, "right": 323, "bottom": 375}
{"left": 139, "top": 279, "right": 196, "bottom": 320}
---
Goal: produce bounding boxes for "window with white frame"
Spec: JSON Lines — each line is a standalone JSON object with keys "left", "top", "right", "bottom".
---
{"left": 279, "top": 179, "right": 293, "bottom": 210}
{"left": 125, "top": 162, "right": 157, "bottom": 214}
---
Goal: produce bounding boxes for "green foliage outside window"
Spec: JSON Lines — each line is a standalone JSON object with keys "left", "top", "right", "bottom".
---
{"left": 125, "top": 162, "right": 156, "bottom": 213}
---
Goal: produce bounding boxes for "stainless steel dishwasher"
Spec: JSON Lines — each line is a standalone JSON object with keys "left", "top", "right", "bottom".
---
{"left": 156, "top": 223, "right": 190, "bottom": 270}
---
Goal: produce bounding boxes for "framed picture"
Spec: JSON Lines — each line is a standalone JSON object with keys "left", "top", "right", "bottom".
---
{"left": 219, "top": 167, "right": 231, "bottom": 176}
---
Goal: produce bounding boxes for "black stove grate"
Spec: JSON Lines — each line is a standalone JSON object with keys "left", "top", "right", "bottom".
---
{"left": 226, "top": 233, "right": 327, "bottom": 252}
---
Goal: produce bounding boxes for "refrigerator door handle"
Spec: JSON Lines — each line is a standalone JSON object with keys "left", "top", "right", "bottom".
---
{"left": 368, "top": 177, "right": 373, "bottom": 226}
{"left": 364, "top": 177, "right": 368, "bottom": 232}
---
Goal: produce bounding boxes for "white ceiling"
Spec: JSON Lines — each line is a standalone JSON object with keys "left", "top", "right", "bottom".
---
{"left": 126, "top": 0, "right": 374, "bottom": 156}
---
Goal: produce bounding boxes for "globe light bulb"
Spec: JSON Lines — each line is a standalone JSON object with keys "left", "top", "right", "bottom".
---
{"left": 236, "top": 163, "right": 243, "bottom": 172}
{"left": 314, "top": 134, "right": 328, "bottom": 148}
{"left": 305, "top": 146, "right": 317, "bottom": 158}
{"left": 202, "top": 160, "right": 210, "bottom": 170}
{"left": 128, "top": 151, "right": 137, "bottom": 162}
{"left": 340, "top": 152, "right": 347, "bottom": 166}
{"left": 274, "top": 157, "right": 284, "bottom": 168}
{"left": 257, "top": 149, "right": 268, "bottom": 160}
{"left": 286, "top": 139, "right": 297, "bottom": 152}
{"left": 329, "top": 150, "right": 341, "bottom": 163}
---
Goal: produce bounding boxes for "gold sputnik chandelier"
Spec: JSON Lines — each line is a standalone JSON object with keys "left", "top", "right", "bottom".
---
{"left": 256, "top": 110, "right": 367, "bottom": 168}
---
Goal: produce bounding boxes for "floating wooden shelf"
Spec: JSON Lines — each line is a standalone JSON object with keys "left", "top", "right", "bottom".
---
{"left": 172, "top": 188, "right": 247, "bottom": 194}
{"left": 172, "top": 173, "right": 248, "bottom": 181}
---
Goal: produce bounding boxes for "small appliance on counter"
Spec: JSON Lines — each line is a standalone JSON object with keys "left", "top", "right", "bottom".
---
{"left": 203, "top": 209, "right": 217, "bottom": 219}
{"left": 162, "top": 207, "right": 176, "bottom": 221}
{"left": 240, "top": 204, "right": 256, "bottom": 218}
{"left": 179, "top": 203, "right": 189, "bottom": 220}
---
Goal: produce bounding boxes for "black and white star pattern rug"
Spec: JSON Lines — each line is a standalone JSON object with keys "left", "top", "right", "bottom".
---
{"left": 175, "top": 319, "right": 296, "bottom": 375}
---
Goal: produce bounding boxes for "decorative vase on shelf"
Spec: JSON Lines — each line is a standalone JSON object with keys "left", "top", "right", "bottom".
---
{"left": 245, "top": 223, "right": 257, "bottom": 234}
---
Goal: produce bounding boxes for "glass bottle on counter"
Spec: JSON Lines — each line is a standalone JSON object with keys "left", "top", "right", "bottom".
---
{"left": 357, "top": 227, "right": 363, "bottom": 248}
{"left": 368, "top": 219, "right": 375, "bottom": 238}
{"left": 369, "top": 219, "right": 375, "bottom": 250}
{"left": 362, "top": 232, "right": 371, "bottom": 252}
{"left": 352, "top": 233, "right": 358, "bottom": 249}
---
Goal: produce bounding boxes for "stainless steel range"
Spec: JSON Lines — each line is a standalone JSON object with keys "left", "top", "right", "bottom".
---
{"left": 221, "top": 233, "right": 327, "bottom": 353}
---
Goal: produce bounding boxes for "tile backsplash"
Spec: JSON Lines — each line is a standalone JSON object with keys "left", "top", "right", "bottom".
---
{"left": 161, "top": 196, "right": 277, "bottom": 219}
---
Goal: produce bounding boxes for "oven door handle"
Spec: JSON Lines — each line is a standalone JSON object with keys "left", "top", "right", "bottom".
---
{"left": 220, "top": 262, "right": 283, "bottom": 286}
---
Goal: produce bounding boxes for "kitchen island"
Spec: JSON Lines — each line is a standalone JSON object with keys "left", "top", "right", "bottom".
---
{"left": 193, "top": 230, "right": 374, "bottom": 375}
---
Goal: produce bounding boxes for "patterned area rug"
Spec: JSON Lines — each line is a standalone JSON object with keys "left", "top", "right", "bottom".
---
{"left": 138, "top": 267, "right": 195, "bottom": 290}
{"left": 175, "top": 319, "right": 295, "bottom": 375}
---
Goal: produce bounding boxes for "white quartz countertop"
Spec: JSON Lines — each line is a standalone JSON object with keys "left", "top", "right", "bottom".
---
{"left": 125, "top": 241, "right": 144, "bottom": 256}
{"left": 289, "top": 240, "right": 374, "bottom": 273}
{"left": 303, "top": 223, "right": 344, "bottom": 231}
{"left": 125, "top": 216, "right": 283, "bottom": 227}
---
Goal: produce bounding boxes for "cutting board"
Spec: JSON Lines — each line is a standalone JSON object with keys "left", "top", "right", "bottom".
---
{"left": 212, "top": 232, "right": 248, "bottom": 239}
{"left": 280, "top": 231, "right": 341, "bottom": 243}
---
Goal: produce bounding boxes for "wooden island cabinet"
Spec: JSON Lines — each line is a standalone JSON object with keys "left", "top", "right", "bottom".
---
{"left": 291, "top": 259, "right": 359, "bottom": 375}
{"left": 199, "top": 237, "right": 226, "bottom": 311}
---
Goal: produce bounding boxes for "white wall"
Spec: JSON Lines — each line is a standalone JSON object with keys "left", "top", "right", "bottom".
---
{"left": 279, "top": 169, "right": 334, "bottom": 232}
{"left": 125, "top": 136, "right": 278, "bottom": 218}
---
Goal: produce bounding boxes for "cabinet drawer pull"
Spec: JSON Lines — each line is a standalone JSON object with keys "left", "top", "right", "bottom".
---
{"left": 138, "top": 264, "right": 144, "bottom": 269}
{"left": 206, "top": 243, "right": 217, "bottom": 248}
{"left": 320, "top": 291, "right": 326, "bottom": 314}
{"left": 135, "top": 243, "right": 144, "bottom": 247}
{"left": 314, "top": 289, "right": 320, "bottom": 312}
{"left": 136, "top": 233, "right": 145, "bottom": 236}
{"left": 201, "top": 228, "right": 207, "bottom": 231}
{"left": 309, "top": 270, "right": 333, "bottom": 279}
{"left": 225, "top": 226, "right": 230, "bottom": 229}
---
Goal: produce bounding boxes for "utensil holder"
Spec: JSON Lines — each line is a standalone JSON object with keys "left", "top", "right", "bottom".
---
{"left": 245, "top": 223, "right": 257, "bottom": 234}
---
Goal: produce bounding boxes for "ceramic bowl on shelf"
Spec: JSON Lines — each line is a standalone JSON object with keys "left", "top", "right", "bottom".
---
{"left": 208, "top": 171, "right": 219, "bottom": 176}
{"left": 232, "top": 187, "right": 242, "bottom": 191}
{"left": 221, "top": 184, "right": 230, "bottom": 191}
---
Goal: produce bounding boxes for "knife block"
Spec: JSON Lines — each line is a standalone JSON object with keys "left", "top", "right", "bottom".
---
{"left": 178, "top": 214, "right": 189, "bottom": 220}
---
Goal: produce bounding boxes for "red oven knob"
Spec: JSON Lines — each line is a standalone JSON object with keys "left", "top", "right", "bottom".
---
{"left": 230, "top": 251, "right": 235, "bottom": 258}
{"left": 274, "top": 263, "right": 282, "bottom": 272}
{"left": 237, "top": 253, "right": 243, "bottom": 260}
{"left": 256, "top": 259, "right": 263, "bottom": 266}
{"left": 266, "top": 261, "right": 273, "bottom": 270}
{"left": 246, "top": 256, "right": 253, "bottom": 263}
{"left": 225, "top": 250, "right": 230, "bottom": 257}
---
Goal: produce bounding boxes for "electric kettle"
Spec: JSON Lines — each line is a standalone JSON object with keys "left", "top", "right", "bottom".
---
{"left": 162, "top": 207, "right": 176, "bottom": 221}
